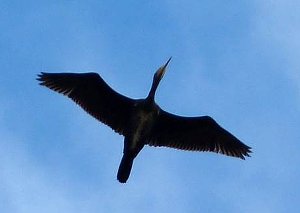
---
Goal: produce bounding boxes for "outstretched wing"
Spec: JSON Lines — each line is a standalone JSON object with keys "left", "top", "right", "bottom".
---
{"left": 148, "top": 109, "right": 251, "bottom": 159}
{"left": 37, "top": 72, "right": 135, "bottom": 135}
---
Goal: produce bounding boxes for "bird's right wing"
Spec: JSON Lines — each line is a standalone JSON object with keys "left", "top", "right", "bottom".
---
{"left": 37, "top": 72, "right": 135, "bottom": 135}
{"left": 148, "top": 109, "right": 251, "bottom": 159}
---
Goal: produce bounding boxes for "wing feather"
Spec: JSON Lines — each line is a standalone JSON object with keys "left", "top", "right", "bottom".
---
{"left": 148, "top": 109, "right": 251, "bottom": 159}
{"left": 37, "top": 72, "right": 135, "bottom": 135}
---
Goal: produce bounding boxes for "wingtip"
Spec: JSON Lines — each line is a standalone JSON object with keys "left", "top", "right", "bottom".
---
{"left": 36, "top": 76, "right": 42, "bottom": 82}
{"left": 36, "top": 72, "right": 45, "bottom": 81}
{"left": 241, "top": 146, "right": 252, "bottom": 159}
{"left": 36, "top": 72, "right": 51, "bottom": 84}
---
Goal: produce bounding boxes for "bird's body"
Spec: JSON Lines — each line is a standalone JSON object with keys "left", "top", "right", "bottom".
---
{"left": 117, "top": 100, "right": 161, "bottom": 182}
{"left": 37, "top": 57, "right": 251, "bottom": 183}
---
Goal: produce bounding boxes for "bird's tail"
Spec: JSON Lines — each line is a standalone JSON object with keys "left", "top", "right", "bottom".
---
{"left": 117, "top": 154, "right": 134, "bottom": 183}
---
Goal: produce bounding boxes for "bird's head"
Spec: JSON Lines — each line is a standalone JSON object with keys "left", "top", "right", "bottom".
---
{"left": 153, "top": 57, "right": 172, "bottom": 83}
{"left": 147, "top": 57, "right": 172, "bottom": 102}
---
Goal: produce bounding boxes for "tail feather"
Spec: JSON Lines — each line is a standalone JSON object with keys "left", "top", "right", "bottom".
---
{"left": 117, "top": 155, "right": 134, "bottom": 183}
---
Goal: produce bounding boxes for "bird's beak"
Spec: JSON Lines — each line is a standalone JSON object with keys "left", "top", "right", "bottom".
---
{"left": 163, "top": 57, "right": 172, "bottom": 69}
{"left": 158, "top": 57, "right": 172, "bottom": 79}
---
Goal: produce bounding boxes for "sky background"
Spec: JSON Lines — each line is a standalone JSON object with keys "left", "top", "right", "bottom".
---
{"left": 1, "top": 0, "right": 300, "bottom": 212}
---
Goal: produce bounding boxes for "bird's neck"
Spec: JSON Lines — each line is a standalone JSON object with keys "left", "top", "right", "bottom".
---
{"left": 145, "top": 93, "right": 155, "bottom": 105}
{"left": 146, "top": 78, "right": 160, "bottom": 102}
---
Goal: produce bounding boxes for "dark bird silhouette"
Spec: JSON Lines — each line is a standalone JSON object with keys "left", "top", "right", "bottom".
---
{"left": 37, "top": 57, "right": 251, "bottom": 183}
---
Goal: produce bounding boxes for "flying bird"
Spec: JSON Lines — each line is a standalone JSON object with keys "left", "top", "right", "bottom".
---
{"left": 37, "top": 57, "right": 251, "bottom": 183}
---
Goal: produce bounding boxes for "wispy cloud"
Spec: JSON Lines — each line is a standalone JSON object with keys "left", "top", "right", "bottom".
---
{"left": 0, "top": 129, "right": 75, "bottom": 212}
{"left": 1, "top": 0, "right": 300, "bottom": 212}
{"left": 253, "top": 1, "right": 300, "bottom": 96}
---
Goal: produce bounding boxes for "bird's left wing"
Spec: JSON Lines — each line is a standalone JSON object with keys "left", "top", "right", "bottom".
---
{"left": 37, "top": 72, "right": 135, "bottom": 135}
{"left": 148, "top": 109, "right": 251, "bottom": 159}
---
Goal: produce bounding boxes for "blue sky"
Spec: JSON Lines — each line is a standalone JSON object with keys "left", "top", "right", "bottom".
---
{"left": 1, "top": 0, "right": 300, "bottom": 212}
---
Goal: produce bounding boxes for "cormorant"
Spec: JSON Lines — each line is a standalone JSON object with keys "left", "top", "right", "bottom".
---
{"left": 37, "top": 57, "right": 251, "bottom": 183}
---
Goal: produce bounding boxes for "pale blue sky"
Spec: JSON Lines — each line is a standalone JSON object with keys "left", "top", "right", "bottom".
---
{"left": 1, "top": 1, "right": 300, "bottom": 212}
